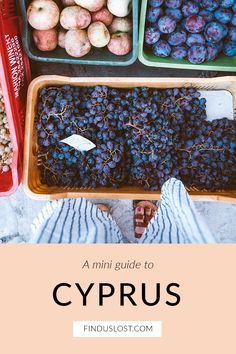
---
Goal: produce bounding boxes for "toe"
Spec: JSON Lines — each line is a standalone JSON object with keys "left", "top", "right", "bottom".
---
{"left": 96, "top": 204, "right": 110, "bottom": 214}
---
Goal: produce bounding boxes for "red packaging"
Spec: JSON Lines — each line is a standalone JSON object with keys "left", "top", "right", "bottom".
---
{"left": 0, "top": 0, "right": 31, "bottom": 196}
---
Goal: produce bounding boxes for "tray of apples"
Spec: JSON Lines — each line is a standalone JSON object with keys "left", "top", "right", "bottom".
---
{"left": 20, "top": 0, "right": 138, "bottom": 66}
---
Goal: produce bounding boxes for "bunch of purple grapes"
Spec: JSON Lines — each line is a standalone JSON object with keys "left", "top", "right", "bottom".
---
{"left": 36, "top": 85, "right": 127, "bottom": 187}
{"left": 36, "top": 85, "right": 236, "bottom": 192}
{"left": 145, "top": 0, "right": 236, "bottom": 64}
{"left": 120, "top": 87, "right": 177, "bottom": 190}
{"left": 176, "top": 118, "right": 236, "bottom": 190}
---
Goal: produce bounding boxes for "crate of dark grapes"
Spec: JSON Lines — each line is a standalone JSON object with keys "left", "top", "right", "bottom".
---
{"left": 23, "top": 75, "right": 236, "bottom": 202}
{"left": 0, "top": 0, "right": 31, "bottom": 196}
{"left": 139, "top": 0, "right": 236, "bottom": 71}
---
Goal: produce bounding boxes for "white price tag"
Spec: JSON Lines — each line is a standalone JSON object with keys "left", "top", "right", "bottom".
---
{"left": 200, "top": 90, "right": 234, "bottom": 121}
{"left": 60, "top": 134, "right": 96, "bottom": 152}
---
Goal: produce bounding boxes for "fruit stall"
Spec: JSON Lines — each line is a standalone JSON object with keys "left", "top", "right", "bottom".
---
{"left": 1, "top": 0, "right": 236, "bottom": 202}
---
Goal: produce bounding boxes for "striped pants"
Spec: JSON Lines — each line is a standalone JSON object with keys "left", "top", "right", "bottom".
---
{"left": 30, "top": 178, "right": 216, "bottom": 244}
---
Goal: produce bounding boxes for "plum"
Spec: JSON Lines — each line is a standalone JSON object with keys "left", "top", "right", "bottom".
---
{"left": 214, "top": 8, "right": 233, "bottom": 24}
{"left": 221, "top": 23, "right": 229, "bottom": 37}
{"left": 65, "top": 29, "right": 91, "bottom": 57}
{"left": 158, "top": 16, "right": 176, "bottom": 33}
{"left": 199, "top": 9, "right": 214, "bottom": 23}
{"left": 107, "top": 33, "right": 132, "bottom": 55}
{"left": 153, "top": 39, "right": 171, "bottom": 57}
{"left": 188, "top": 45, "right": 207, "bottom": 64}
{"left": 148, "top": 0, "right": 164, "bottom": 7}
{"left": 201, "top": 0, "right": 220, "bottom": 12}
{"left": 182, "top": 2, "right": 199, "bottom": 17}
{"left": 206, "top": 43, "right": 219, "bottom": 60}
{"left": 204, "top": 22, "right": 225, "bottom": 43}
{"left": 167, "top": 29, "right": 186, "bottom": 46}
{"left": 228, "top": 27, "right": 236, "bottom": 41}
{"left": 223, "top": 41, "right": 236, "bottom": 56}
{"left": 33, "top": 28, "right": 58, "bottom": 51}
{"left": 165, "top": 0, "right": 182, "bottom": 9}
{"left": 215, "top": 40, "right": 223, "bottom": 52}
{"left": 165, "top": 8, "right": 182, "bottom": 21}
{"left": 147, "top": 6, "right": 163, "bottom": 23}
{"left": 184, "top": 15, "right": 206, "bottom": 33}
{"left": 145, "top": 26, "right": 160, "bottom": 44}
{"left": 171, "top": 45, "right": 187, "bottom": 59}
{"left": 60, "top": 6, "right": 91, "bottom": 30}
{"left": 232, "top": 14, "right": 236, "bottom": 26}
{"left": 87, "top": 21, "right": 110, "bottom": 48}
{"left": 186, "top": 33, "right": 206, "bottom": 46}
{"left": 221, "top": 0, "right": 234, "bottom": 8}
{"left": 91, "top": 7, "right": 113, "bottom": 26}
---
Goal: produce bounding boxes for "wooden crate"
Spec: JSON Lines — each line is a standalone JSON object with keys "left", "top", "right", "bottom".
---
{"left": 23, "top": 76, "right": 236, "bottom": 202}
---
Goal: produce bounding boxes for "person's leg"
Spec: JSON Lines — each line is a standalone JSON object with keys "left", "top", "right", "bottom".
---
{"left": 134, "top": 201, "right": 158, "bottom": 239}
{"left": 140, "top": 178, "right": 216, "bottom": 244}
{"left": 30, "top": 198, "right": 124, "bottom": 244}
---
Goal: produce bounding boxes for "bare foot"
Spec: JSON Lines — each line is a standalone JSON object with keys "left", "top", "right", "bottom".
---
{"left": 96, "top": 204, "right": 110, "bottom": 214}
{"left": 134, "top": 201, "right": 158, "bottom": 239}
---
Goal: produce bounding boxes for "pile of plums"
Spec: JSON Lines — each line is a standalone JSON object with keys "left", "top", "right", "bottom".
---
{"left": 145, "top": 0, "right": 236, "bottom": 64}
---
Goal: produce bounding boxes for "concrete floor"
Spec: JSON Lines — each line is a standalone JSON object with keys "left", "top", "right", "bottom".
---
{"left": 1, "top": 62, "right": 236, "bottom": 243}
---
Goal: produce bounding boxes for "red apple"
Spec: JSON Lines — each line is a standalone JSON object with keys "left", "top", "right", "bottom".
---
{"left": 65, "top": 29, "right": 91, "bottom": 57}
{"left": 60, "top": 6, "right": 91, "bottom": 30}
{"left": 107, "top": 33, "right": 132, "bottom": 55}
{"left": 33, "top": 28, "right": 58, "bottom": 51}
{"left": 58, "top": 29, "right": 67, "bottom": 48}
{"left": 109, "top": 17, "right": 132, "bottom": 34}
{"left": 27, "top": 0, "right": 60, "bottom": 30}
{"left": 91, "top": 7, "right": 113, "bottom": 26}
{"left": 107, "top": 0, "right": 132, "bottom": 17}
{"left": 74, "top": 0, "right": 106, "bottom": 12}
{"left": 88, "top": 21, "right": 110, "bottom": 47}
{"left": 61, "top": 0, "right": 76, "bottom": 6}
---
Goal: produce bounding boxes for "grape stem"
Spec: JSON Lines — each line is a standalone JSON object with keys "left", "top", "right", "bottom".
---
{"left": 125, "top": 121, "right": 144, "bottom": 135}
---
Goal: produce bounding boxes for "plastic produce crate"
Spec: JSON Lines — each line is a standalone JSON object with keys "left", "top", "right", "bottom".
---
{"left": 23, "top": 75, "right": 236, "bottom": 202}
{"left": 139, "top": 0, "right": 236, "bottom": 72}
{"left": 0, "top": 0, "right": 31, "bottom": 196}
{"left": 20, "top": 0, "right": 138, "bottom": 66}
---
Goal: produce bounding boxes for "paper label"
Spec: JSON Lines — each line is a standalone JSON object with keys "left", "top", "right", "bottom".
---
{"left": 200, "top": 90, "right": 234, "bottom": 121}
{"left": 60, "top": 134, "right": 96, "bottom": 152}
